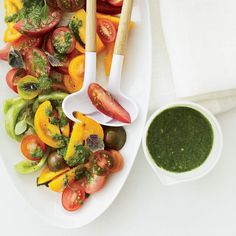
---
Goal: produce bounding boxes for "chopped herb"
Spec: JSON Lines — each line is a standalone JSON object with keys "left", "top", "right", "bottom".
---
{"left": 52, "top": 134, "right": 69, "bottom": 147}
{"left": 66, "top": 145, "right": 91, "bottom": 167}
{"left": 53, "top": 31, "right": 72, "bottom": 55}
{"left": 69, "top": 17, "right": 85, "bottom": 47}
{"left": 38, "top": 76, "right": 52, "bottom": 92}
{"left": 31, "top": 146, "right": 44, "bottom": 158}
{"left": 63, "top": 174, "right": 69, "bottom": 187}
{"left": 33, "top": 51, "right": 48, "bottom": 77}
{"left": 57, "top": 147, "right": 67, "bottom": 158}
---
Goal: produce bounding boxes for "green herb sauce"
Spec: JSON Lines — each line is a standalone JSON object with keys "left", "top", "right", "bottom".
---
{"left": 147, "top": 107, "right": 214, "bottom": 173}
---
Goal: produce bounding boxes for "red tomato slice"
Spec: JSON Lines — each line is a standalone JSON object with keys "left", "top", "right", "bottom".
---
{"left": 24, "top": 48, "right": 50, "bottom": 77}
{"left": 14, "top": 8, "right": 62, "bottom": 37}
{"left": 91, "top": 150, "right": 114, "bottom": 175}
{"left": 88, "top": 83, "right": 131, "bottom": 123}
{"left": 109, "top": 150, "right": 124, "bottom": 173}
{"left": 107, "top": 0, "right": 123, "bottom": 7}
{"left": 62, "top": 181, "right": 86, "bottom": 211}
{"left": 0, "top": 43, "right": 11, "bottom": 61}
{"left": 21, "top": 135, "right": 46, "bottom": 162}
{"left": 97, "top": 0, "right": 122, "bottom": 15}
{"left": 45, "top": 33, "right": 55, "bottom": 55}
{"left": 97, "top": 19, "right": 117, "bottom": 44}
{"left": 6, "top": 68, "right": 27, "bottom": 93}
{"left": 84, "top": 174, "right": 107, "bottom": 194}
{"left": 12, "top": 36, "right": 42, "bottom": 55}
{"left": 52, "top": 27, "right": 76, "bottom": 54}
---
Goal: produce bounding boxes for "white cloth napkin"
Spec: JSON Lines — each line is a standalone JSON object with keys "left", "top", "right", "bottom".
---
{"left": 150, "top": 0, "right": 236, "bottom": 115}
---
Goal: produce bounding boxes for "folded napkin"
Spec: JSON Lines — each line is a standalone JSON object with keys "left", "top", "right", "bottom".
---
{"left": 150, "top": 0, "right": 236, "bottom": 115}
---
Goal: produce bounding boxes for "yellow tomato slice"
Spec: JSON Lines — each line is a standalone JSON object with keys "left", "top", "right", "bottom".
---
{"left": 34, "top": 101, "right": 64, "bottom": 148}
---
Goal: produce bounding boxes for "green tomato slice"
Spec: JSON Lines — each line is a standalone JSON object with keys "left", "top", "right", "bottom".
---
{"left": 17, "top": 75, "right": 39, "bottom": 100}
{"left": 15, "top": 151, "right": 48, "bottom": 174}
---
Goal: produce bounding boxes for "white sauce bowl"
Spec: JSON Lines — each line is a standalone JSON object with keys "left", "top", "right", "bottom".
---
{"left": 142, "top": 101, "right": 223, "bottom": 185}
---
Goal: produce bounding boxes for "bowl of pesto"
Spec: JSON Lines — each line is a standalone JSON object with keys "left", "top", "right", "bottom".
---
{"left": 142, "top": 101, "right": 223, "bottom": 185}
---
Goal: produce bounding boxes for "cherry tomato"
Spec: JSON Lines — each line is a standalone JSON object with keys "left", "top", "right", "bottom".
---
{"left": 0, "top": 43, "right": 11, "bottom": 61}
{"left": 24, "top": 48, "right": 50, "bottom": 77}
{"left": 57, "top": 0, "right": 85, "bottom": 12}
{"left": 21, "top": 135, "right": 46, "bottom": 162}
{"left": 52, "top": 27, "right": 76, "bottom": 54}
{"left": 109, "top": 150, "right": 124, "bottom": 173}
{"left": 97, "top": 19, "right": 117, "bottom": 44}
{"left": 84, "top": 174, "right": 107, "bottom": 194}
{"left": 91, "top": 150, "right": 114, "bottom": 175}
{"left": 12, "top": 36, "right": 42, "bottom": 55}
{"left": 88, "top": 83, "right": 131, "bottom": 123}
{"left": 6, "top": 68, "right": 27, "bottom": 93}
{"left": 62, "top": 181, "right": 86, "bottom": 211}
{"left": 97, "top": 0, "right": 122, "bottom": 15}
{"left": 63, "top": 74, "right": 84, "bottom": 93}
{"left": 107, "top": 0, "right": 123, "bottom": 7}
{"left": 46, "top": 34, "right": 79, "bottom": 74}
{"left": 14, "top": 8, "right": 62, "bottom": 37}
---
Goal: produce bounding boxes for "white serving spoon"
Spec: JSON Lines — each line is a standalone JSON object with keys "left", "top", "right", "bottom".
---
{"left": 62, "top": 0, "right": 112, "bottom": 124}
{"left": 100, "top": 0, "right": 139, "bottom": 127}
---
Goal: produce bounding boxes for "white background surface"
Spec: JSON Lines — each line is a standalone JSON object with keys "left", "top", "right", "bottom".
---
{"left": 1, "top": 0, "right": 236, "bottom": 235}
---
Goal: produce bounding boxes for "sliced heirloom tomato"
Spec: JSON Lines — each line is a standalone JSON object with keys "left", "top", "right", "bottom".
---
{"left": 52, "top": 27, "right": 76, "bottom": 55}
{"left": 88, "top": 83, "right": 131, "bottom": 123}
{"left": 62, "top": 181, "right": 86, "bottom": 211}
{"left": 90, "top": 150, "right": 114, "bottom": 175}
{"left": 97, "top": 0, "right": 122, "bottom": 15}
{"left": 24, "top": 48, "right": 50, "bottom": 77}
{"left": 84, "top": 174, "right": 107, "bottom": 194}
{"left": 14, "top": 8, "right": 62, "bottom": 37}
{"left": 12, "top": 36, "right": 42, "bottom": 55}
{"left": 109, "top": 150, "right": 124, "bottom": 173}
{"left": 21, "top": 134, "right": 46, "bottom": 162}
{"left": 17, "top": 75, "right": 40, "bottom": 100}
{"left": 0, "top": 43, "right": 12, "bottom": 61}
{"left": 57, "top": 0, "right": 85, "bottom": 12}
{"left": 97, "top": 19, "right": 117, "bottom": 44}
{"left": 107, "top": 0, "right": 123, "bottom": 7}
{"left": 6, "top": 68, "right": 27, "bottom": 93}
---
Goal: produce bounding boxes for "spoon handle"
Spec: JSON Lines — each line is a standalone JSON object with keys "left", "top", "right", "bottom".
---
{"left": 86, "top": 0, "right": 97, "bottom": 52}
{"left": 114, "top": 0, "right": 134, "bottom": 55}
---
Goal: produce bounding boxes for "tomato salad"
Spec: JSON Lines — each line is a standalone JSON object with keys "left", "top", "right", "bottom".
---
{"left": 1, "top": 0, "right": 130, "bottom": 212}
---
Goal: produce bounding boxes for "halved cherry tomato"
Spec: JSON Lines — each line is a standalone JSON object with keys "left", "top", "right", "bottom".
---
{"left": 52, "top": 27, "right": 76, "bottom": 55}
{"left": 21, "top": 135, "right": 47, "bottom": 162}
{"left": 63, "top": 74, "right": 84, "bottom": 93}
{"left": 57, "top": 0, "right": 85, "bottom": 12}
{"left": 24, "top": 48, "right": 50, "bottom": 77}
{"left": 68, "top": 55, "right": 85, "bottom": 80}
{"left": 84, "top": 174, "right": 107, "bottom": 194}
{"left": 109, "top": 150, "right": 124, "bottom": 173}
{"left": 0, "top": 43, "right": 11, "bottom": 61}
{"left": 12, "top": 36, "right": 42, "bottom": 55}
{"left": 107, "top": 0, "right": 123, "bottom": 7}
{"left": 6, "top": 68, "right": 27, "bottom": 93}
{"left": 97, "top": 19, "right": 117, "bottom": 44}
{"left": 14, "top": 8, "right": 62, "bottom": 37}
{"left": 62, "top": 181, "right": 86, "bottom": 211}
{"left": 97, "top": 0, "right": 122, "bottom": 15}
{"left": 91, "top": 150, "right": 114, "bottom": 175}
{"left": 88, "top": 83, "right": 131, "bottom": 123}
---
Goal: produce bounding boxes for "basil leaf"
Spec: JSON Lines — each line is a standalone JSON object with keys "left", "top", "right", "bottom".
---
{"left": 41, "top": 1, "right": 49, "bottom": 20}
{"left": 15, "top": 119, "right": 27, "bottom": 135}
{"left": 8, "top": 49, "right": 25, "bottom": 68}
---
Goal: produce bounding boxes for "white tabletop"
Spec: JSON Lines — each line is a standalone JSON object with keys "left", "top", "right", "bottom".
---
{"left": 1, "top": 1, "right": 236, "bottom": 235}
